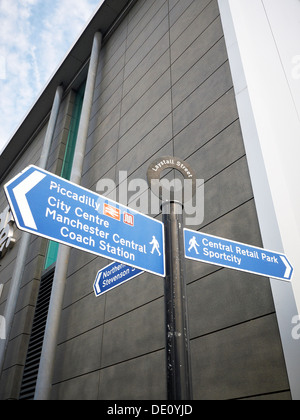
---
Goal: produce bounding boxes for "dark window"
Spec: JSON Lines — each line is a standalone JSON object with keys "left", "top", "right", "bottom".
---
{"left": 19, "top": 268, "right": 54, "bottom": 400}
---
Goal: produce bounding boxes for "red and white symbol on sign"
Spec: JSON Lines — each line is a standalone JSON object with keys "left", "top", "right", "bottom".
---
{"left": 104, "top": 204, "right": 120, "bottom": 221}
{"left": 123, "top": 212, "right": 134, "bottom": 227}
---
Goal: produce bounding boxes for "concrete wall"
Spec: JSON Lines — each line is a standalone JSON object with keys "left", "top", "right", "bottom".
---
{"left": 0, "top": 91, "right": 76, "bottom": 399}
{"left": 0, "top": 124, "right": 46, "bottom": 399}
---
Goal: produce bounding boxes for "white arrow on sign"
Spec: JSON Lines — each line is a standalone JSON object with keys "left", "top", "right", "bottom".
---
{"left": 280, "top": 256, "right": 293, "bottom": 279}
{"left": 12, "top": 171, "right": 46, "bottom": 230}
{"left": 94, "top": 272, "right": 102, "bottom": 295}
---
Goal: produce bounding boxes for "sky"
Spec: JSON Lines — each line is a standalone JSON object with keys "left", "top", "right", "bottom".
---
{"left": 0, "top": 0, "right": 104, "bottom": 154}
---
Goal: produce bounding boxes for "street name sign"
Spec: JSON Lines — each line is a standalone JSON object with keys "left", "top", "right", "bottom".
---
{"left": 93, "top": 262, "right": 143, "bottom": 297}
{"left": 184, "top": 228, "right": 293, "bottom": 282}
{"left": 4, "top": 165, "right": 165, "bottom": 277}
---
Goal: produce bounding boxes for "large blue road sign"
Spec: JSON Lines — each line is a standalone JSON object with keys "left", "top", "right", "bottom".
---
{"left": 184, "top": 228, "right": 293, "bottom": 282}
{"left": 4, "top": 165, "right": 165, "bottom": 277}
{"left": 94, "top": 262, "right": 143, "bottom": 297}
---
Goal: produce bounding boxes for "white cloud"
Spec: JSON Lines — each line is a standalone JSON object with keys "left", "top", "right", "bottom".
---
{"left": 0, "top": 0, "right": 35, "bottom": 150}
{"left": 0, "top": 0, "right": 103, "bottom": 154}
{"left": 0, "top": 47, "right": 6, "bottom": 80}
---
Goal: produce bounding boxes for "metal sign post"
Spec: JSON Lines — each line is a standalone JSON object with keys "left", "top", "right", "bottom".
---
{"left": 162, "top": 200, "right": 193, "bottom": 400}
{"left": 148, "top": 156, "right": 195, "bottom": 401}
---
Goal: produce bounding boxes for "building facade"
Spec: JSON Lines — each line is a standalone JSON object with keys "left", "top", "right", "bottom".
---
{"left": 0, "top": 0, "right": 299, "bottom": 400}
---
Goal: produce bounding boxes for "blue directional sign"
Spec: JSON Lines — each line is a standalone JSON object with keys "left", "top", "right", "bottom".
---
{"left": 184, "top": 228, "right": 293, "bottom": 282}
{"left": 93, "top": 262, "right": 143, "bottom": 297}
{"left": 4, "top": 165, "right": 165, "bottom": 277}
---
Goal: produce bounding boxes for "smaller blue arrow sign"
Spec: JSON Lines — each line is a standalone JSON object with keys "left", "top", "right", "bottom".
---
{"left": 184, "top": 229, "right": 293, "bottom": 282}
{"left": 94, "top": 262, "right": 143, "bottom": 297}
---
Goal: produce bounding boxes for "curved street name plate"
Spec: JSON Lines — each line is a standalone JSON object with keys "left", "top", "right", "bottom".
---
{"left": 147, "top": 156, "right": 197, "bottom": 200}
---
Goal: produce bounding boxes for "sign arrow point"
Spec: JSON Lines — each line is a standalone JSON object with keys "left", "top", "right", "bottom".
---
{"left": 280, "top": 256, "right": 293, "bottom": 279}
{"left": 94, "top": 272, "right": 102, "bottom": 295}
{"left": 12, "top": 170, "right": 46, "bottom": 230}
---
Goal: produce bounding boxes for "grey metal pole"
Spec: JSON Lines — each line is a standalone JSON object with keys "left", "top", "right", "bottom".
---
{"left": 70, "top": 32, "right": 102, "bottom": 185}
{"left": 39, "top": 85, "right": 64, "bottom": 169}
{"left": 34, "top": 31, "right": 102, "bottom": 401}
{"left": 162, "top": 201, "right": 193, "bottom": 400}
{"left": 0, "top": 85, "right": 63, "bottom": 378}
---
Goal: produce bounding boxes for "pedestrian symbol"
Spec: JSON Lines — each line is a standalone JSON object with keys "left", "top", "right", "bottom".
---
{"left": 150, "top": 236, "right": 161, "bottom": 256}
{"left": 188, "top": 236, "right": 200, "bottom": 254}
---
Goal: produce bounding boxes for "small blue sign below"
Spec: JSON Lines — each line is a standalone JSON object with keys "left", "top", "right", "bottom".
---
{"left": 184, "top": 228, "right": 293, "bottom": 282}
{"left": 94, "top": 262, "right": 143, "bottom": 297}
